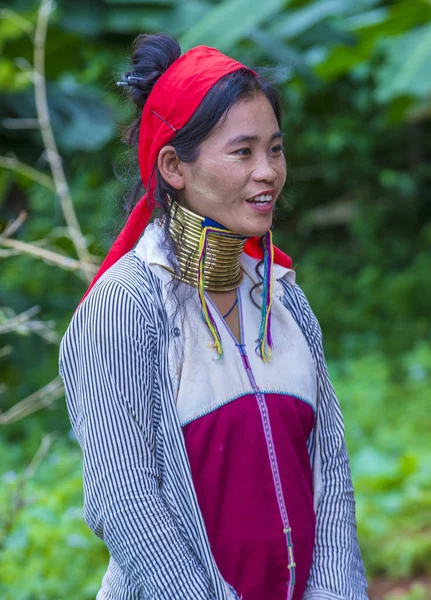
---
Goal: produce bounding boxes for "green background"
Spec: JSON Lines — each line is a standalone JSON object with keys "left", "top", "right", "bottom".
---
{"left": 1, "top": 0, "right": 430, "bottom": 598}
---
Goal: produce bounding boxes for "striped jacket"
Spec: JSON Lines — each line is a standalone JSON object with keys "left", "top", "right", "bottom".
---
{"left": 60, "top": 241, "right": 368, "bottom": 600}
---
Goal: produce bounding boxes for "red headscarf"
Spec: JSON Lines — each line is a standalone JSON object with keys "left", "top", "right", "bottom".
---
{"left": 82, "top": 45, "right": 291, "bottom": 302}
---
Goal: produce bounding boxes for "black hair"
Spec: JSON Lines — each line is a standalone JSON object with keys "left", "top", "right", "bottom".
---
{"left": 119, "top": 33, "right": 283, "bottom": 308}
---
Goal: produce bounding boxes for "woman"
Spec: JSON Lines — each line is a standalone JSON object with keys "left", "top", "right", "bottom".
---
{"left": 60, "top": 34, "right": 368, "bottom": 600}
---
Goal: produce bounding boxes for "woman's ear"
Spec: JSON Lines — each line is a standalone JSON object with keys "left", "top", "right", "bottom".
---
{"left": 158, "top": 145, "right": 185, "bottom": 190}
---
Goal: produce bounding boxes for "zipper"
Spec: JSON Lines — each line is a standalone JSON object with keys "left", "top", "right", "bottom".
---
{"left": 235, "top": 290, "right": 296, "bottom": 600}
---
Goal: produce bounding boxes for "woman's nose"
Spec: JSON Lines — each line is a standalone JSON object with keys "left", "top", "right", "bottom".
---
{"left": 252, "top": 157, "right": 277, "bottom": 182}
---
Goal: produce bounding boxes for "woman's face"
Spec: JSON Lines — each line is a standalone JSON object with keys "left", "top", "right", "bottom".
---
{"left": 178, "top": 91, "right": 286, "bottom": 237}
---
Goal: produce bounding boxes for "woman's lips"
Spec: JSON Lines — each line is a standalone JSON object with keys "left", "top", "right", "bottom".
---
{"left": 245, "top": 197, "right": 274, "bottom": 214}
{"left": 245, "top": 191, "right": 275, "bottom": 214}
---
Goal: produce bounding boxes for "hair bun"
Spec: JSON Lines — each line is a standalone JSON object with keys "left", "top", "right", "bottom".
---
{"left": 122, "top": 34, "right": 181, "bottom": 110}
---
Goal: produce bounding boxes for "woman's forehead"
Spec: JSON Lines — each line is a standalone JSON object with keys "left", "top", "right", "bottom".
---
{"left": 207, "top": 92, "right": 281, "bottom": 144}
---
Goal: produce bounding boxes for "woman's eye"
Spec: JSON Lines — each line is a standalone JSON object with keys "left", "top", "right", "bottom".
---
{"left": 234, "top": 147, "right": 251, "bottom": 156}
{"left": 271, "top": 145, "right": 285, "bottom": 154}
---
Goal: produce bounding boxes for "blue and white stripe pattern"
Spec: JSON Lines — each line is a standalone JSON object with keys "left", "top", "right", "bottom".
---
{"left": 60, "top": 250, "right": 368, "bottom": 600}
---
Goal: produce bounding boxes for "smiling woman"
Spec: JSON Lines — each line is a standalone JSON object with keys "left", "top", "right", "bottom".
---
{"left": 158, "top": 93, "right": 286, "bottom": 237}
{"left": 59, "top": 34, "right": 368, "bottom": 600}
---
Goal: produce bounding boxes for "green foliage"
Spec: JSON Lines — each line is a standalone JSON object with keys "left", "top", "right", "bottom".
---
{"left": 0, "top": 441, "right": 107, "bottom": 600}
{"left": 1, "top": 0, "right": 430, "bottom": 597}
{"left": 179, "top": 0, "right": 286, "bottom": 51}
{"left": 375, "top": 23, "right": 431, "bottom": 103}
{"left": 383, "top": 583, "right": 430, "bottom": 600}
{"left": 334, "top": 344, "right": 431, "bottom": 578}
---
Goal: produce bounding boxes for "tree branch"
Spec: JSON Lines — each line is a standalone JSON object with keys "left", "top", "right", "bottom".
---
{"left": 33, "top": 0, "right": 93, "bottom": 283}
{"left": 2, "top": 210, "right": 28, "bottom": 238}
{"left": 2, "top": 118, "right": 41, "bottom": 129}
{"left": 0, "top": 155, "right": 55, "bottom": 191}
{"left": 0, "top": 305, "right": 41, "bottom": 335}
{"left": 0, "top": 377, "right": 64, "bottom": 425}
{"left": 0, "top": 235, "right": 98, "bottom": 276}
{"left": 0, "top": 434, "right": 55, "bottom": 547}
{"left": 0, "top": 305, "right": 60, "bottom": 343}
{"left": 24, "top": 434, "right": 55, "bottom": 478}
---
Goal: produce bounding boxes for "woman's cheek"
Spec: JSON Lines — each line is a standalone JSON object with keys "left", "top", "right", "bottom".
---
{"left": 220, "top": 155, "right": 249, "bottom": 189}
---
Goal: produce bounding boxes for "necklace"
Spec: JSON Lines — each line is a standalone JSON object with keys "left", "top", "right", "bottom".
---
{"left": 162, "top": 199, "right": 274, "bottom": 362}
{"left": 166, "top": 201, "right": 246, "bottom": 292}
{"left": 222, "top": 295, "right": 238, "bottom": 319}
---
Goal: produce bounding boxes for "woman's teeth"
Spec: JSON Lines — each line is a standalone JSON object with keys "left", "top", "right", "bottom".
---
{"left": 248, "top": 194, "right": 273, "bottom": 203}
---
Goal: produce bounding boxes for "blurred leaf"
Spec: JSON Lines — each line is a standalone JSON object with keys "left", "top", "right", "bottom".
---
{"left": 346, "top": 7, "right": 389, "bottom": 30}
{"left": 0, "top": 57, "right": 25, "bottom": 92}
{"left": 316, "top": 0, "right": 431, "bottom": 79}
{"left": 49, "top": 79, "right": 116, "bottom": 152}
{"left": 104, "top": 0, "right": 174, "bottom": 4}
{"left": 271, "top": 0, "right": 380, "bottom": 40}
{"left": 375, "top": 24, "right": 431, "bottom": 103}
{"left": 104, "top": 6, "right": 172, "bottom": 33}
{"left": 249, "top": 28, "right": 317, "bottom": 82}
{"left": 0, "top": 9, "right": 33, "bottom": 43}
{"left": 166, "top": 0, "right": 213, "bottom": 37}
{"left": 3, "top": 78, "right": 116, "bottom": 153}
{"left": 298, "top": 21, "right": 356, "bottom": 49}
{"left": 179, "top": 0, "right": 287, "bottom": 52}
{"left": 352, "top": 446, "right": 396, "bottom": 479}
{"left": 59, "top": 0, "right": 106, "bottom": 35}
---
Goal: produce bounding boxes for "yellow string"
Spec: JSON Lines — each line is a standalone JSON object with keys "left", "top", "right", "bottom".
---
{"left": 198, "top": 227, "right": 223, "bottom": 355}
{"left": 259, "top": 230, "right": 274, "bottom": 362}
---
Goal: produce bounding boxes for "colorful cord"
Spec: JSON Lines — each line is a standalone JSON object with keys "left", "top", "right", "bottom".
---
{"left": 197, "top": 225, "right": 224, "bottom": 356}
{"left": 198, "top": 222, "right": 275, "bottom": 362}
{"left": 256, "top": 229, "right": 274, "bottom": 362}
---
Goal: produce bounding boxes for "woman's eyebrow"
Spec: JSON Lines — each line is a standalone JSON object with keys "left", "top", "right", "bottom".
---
{"left": 226, "top": 130, "right": 284, "bottom": 146}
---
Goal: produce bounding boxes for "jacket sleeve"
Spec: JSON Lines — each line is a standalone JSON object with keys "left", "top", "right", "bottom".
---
{"left": 282, "top": 282, "right": 368, "bottom": 600}
{"left": 59, "top": 278, "right": 222, "bottom": 600}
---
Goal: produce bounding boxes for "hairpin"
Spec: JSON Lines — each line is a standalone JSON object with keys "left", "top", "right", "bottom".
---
{"left": 116, "top": 74, "right": 145, "bottom": 88}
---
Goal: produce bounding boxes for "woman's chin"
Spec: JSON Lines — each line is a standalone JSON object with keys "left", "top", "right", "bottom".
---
{"left": 212, "top": 211, "right": 273, "bottom": 238}
{"left": 237, "top": 219, "right": 273, "bottom": 238}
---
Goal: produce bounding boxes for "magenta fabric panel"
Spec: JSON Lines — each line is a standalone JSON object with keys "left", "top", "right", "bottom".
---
{"left": 182, "top": 393, "right": 316, "bottom": 600}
